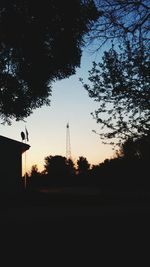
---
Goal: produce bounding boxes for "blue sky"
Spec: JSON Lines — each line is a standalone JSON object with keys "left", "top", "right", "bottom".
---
{"left": 0, "top": 47, "right": 115, "bottom": 174}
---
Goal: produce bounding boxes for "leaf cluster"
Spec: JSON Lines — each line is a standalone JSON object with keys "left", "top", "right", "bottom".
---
{"left": 88, "top": 0, "right": 150, "bottom": 48}
{"left": 0, "top": 0, "right": 98, "bottom": 123}
{"left": 81, "top": 40, "right": 150, "bottom": 142}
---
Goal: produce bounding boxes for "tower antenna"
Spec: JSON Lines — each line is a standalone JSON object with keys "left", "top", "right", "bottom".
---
{"left": 66, "top": 122, "right": 71, "bottom": 160}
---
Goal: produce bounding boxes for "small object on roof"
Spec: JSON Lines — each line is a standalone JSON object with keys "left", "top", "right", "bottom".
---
{"left": 21, "top": 131, "right": 25, "bottom": 141}
{"left": 25, "top": 126, "right": 29, "bottom": 142}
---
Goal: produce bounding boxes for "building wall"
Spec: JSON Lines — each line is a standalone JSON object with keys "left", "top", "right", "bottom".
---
{"left": 0, "top": 144, "right": 22, "bottom": 193}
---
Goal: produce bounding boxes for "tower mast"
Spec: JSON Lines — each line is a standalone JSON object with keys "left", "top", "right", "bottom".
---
{"left": 66, "top": 123, "right": 71, "bottom": 160}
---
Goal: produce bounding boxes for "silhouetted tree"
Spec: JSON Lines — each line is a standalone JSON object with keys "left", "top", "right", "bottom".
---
{"left": 29, "top": 164, "right": 42, "bottom": 189}
{"left": 81, "top": 40, "right": 150, "bottom": 143}
{"left": 80, "top": 0, "right": 150, "bottom": 144}
{"left": 44, "top": 155, "right": 69, "bottom": 179}
{"left": 118, "top": 138, "right": 139, "bottom": 160}
{"left": 0, "top": 0, "right": 98, "bottom": 123}
{"left": 77, "top": 156, "right": 90, "bottom": 175}
{"left": 136, "top": 132, "right": 150, "bottom": 160}
{"left": 67, "top": 158, "right": 76, "bottom": 176}
{"left": 88, "top": 0, "right": 149, "bottom": 48}
{"left": 30, "top": 165, "right": 39, "bottom": 176}
{"left": 119, "top": 133, "right": 150, "bottom": 161}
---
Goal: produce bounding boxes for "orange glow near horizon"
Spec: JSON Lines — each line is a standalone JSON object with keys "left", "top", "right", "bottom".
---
{"left": 22, "top": 140, "right": 115, "bottom": 176}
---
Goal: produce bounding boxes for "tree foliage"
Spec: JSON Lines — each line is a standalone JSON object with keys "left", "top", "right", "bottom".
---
{"left": 118, "top": 132, "right": 150, "bottom": 160}
{"left": 0, "top": 0, "right": 98, "bottom": 123}
{"left": 77, "top": 156, "right": 90, "bottom": 175}
{"left": 88, "top": 0, "right": 150, "bottom": 48}
{"left": 30, "top": 164, "right": 39, "bottom": 177}
{"left": 67, "top": 158, "right": 76, "bottom": 176}
{"left": 81, "top": 40, "right": 150, "bottom": 142}
{"left": 81, "top": 0, "right": 150, "bottom": 143}
{"left": 44, "top": 155, "right": 75, "bottom": 178}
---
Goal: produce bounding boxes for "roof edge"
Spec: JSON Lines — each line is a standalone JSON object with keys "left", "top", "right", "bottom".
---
{"left": 0, "top": 135, "right": 30, "bottom": 153}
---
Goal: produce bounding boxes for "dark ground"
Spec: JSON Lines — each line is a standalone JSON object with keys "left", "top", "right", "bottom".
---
{"left": 1, "top": 186, "right": 150, "bottom": 222}
{"left": 0, "top": 188, "right": 150, "bottom": 262}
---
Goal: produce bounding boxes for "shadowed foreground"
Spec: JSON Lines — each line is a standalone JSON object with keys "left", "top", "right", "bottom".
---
{"left": 1, "top": 187, "right": 150, "bottom": 224}
{"left": 1, "top": 188, "right": 150, "bottom": 262}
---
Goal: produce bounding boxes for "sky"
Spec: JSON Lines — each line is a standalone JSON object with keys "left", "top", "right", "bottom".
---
{"left": 0, "top": 47, "right": 115, "bottom": 174}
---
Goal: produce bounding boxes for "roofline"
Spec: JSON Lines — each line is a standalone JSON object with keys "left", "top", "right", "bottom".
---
{"left": 0, "top": 135, "right": 30, "bottom": 153}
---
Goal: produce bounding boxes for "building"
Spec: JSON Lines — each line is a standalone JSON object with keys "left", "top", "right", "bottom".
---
{"left": 0, "top": 135, "right": 30, "bottom": 193}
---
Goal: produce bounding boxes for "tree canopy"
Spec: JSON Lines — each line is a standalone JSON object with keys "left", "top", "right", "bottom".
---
{"left": 44, "top": 155, "right": 75, "bottom": 178}
{"left": 81, "top": 0, "right": 150, "bottom": 144}
{"left": 81, "top": 40, "right": 150, "bottom": 143}
{"left": 118, "top": 133, "right": 150, "bottom": 160}
{"left": 88, "top": 0, "right": 150, "bottom": 47}
{"left": 0, "top": 0, "right": 98, "bottom": 123}
{"left": 77, "top": 156, "right": 90, "bottom": 175}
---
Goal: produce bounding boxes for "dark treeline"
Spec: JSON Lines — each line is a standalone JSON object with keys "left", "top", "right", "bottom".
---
{"left": 26, "top": 133, "right": 150, "bottom": 192}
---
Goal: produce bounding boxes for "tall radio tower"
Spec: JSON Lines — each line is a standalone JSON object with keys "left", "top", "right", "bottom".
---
{"left": 66, "top": 123, "right": 71, "bottom": 159}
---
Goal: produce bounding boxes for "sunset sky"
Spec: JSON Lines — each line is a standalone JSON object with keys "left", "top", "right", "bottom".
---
{"left": 0, "top": 47, "right": 115, "bottom": 174}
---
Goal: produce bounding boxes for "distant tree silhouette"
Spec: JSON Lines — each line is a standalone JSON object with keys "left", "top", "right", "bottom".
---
{"left": 0, "top": 0, "right": 98, "bottom": 123}
{"left": 135, "top": 133, "right": 150, "bottom": 161}
{"left": 77, "top": 156, "right": 90, "bottom": 176}
{"left": 26, "top": 145, "right": 150, "bottom": 190}
{"left": 67, "top": 158, "right": 76, "bottom": 177}
{"left": 118, "top": 133, "right": 150, "bottom": 161}
{"left": 44, "top": 155, "right": 69, "bottom": 180}
{"left": 101, "top": 133, "right": 150, "bottom": 187}
{"left": 118, "top": 138, "right": 138, "bottom": 160}
{"left": 29, "top": 164, "right": 42, "bottom": 189}
{"left": 30, "top": 165, "right": 39, "bottom": 177}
